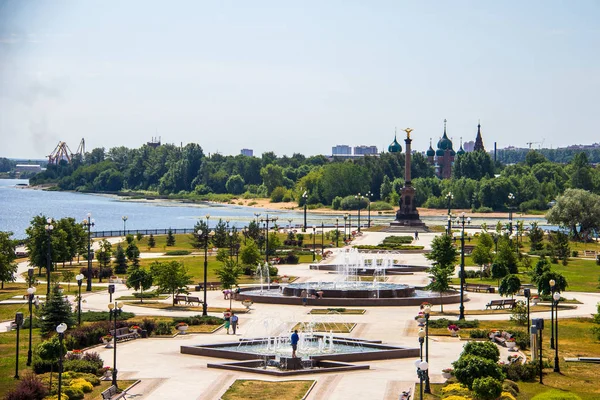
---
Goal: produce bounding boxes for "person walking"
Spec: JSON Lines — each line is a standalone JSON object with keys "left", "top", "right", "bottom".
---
{"left": 291, "top": 330, "right": 299, "bottom": 358}
{"left": 301, "top": 289, "right": 307, "bottom": 307}
{"left": 414, "top": 230, "right": 419, "bottom": 240}
{"left": 224, "top": 311, "right": 231, "bottom": 334}
{"left": 230, "top": 312, "right": 239, "bottom": 334}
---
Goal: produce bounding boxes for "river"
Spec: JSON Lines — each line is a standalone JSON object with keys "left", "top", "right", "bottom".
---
{"left": 0, "top": 179, "right": 548, "bottom": 239}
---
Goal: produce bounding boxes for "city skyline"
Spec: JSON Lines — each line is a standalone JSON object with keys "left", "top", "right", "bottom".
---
{"left": 1, "top": 1, "right": 599, "bottom": 159}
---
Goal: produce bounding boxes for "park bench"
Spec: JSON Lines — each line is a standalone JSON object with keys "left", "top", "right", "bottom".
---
{"left": 186, "top": 296, "right": 203, "bottom": 306}
{"left": 109, "top": 327, "right": 137, "bottom": 342}
{"left": 502, "top": 299, "right": 516, "bottom": 309}
{"left": 490, "top": 331, "right": 513, "bottom": 346}
{"left": 465, "top": 283, "right": 493, "bottom": 293}
{"left": 194, "top": 281, "right": 221, "bottom": 291}
{"left": 174, "top": 295, "right": 188, "bottom": 305}
{"left": 399, "top": 387, "right": 412, "bottom": 400}
{"left": 101, "top": 385, "right": 126, "bottom": 400}
{"left": 485, "top": 299, "right": 516, "bottom": 310}
{"left": 584, "top": 250, "right": 597, "bottom": 257}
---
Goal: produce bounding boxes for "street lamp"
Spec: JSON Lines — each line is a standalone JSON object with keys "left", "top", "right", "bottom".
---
{"left": 366, "top": 191, "right": 373, "bottom": 228}
{"left": 14, "top": 312, "right": 23, "bottom": 379}
{"left": 56, "top": 322, "right": 67, "bottom": 398}
{"left": 312, "top": 226, "right": 316, "bottom": 262}
{"left": 336, "top": 218, "right": 339, "bottom": 247}
{"left": 321, "top": 222, "right": 324, "bottom": 257}
{"left": 26, "top": 286, "right": 36, "bottom": 366}
{"left": 122, "top": 216, "right": 128, "bottom": 236}
{"left": 83, "top": 214, "right": 95, "bottom": 292}
{"left": 302, "top": 191, "right": 308, "bottom": 232}
{"left": 107, "top": 302, "right": 123, "bottom": 388}
{"left": 423, "top": 304, "right": 431, "bottom": 393}
{"left": 253, "top": 213, "right": 260, "bottom": 224}
{"left": 260, "top": 215, "right": 278, "bottom": 263}
{"left": 45, "top": 219, "right": 54, "bottom": 296}
{"left": 550, "top": 279, "right": 556, "bottom": 349}
{"left": 458, "top": 213, "right": 471, "bottom": 320}
{"left": 508, "top": 193, "right": 515, "bottom": 234}
{"left": 76, "top": 274, "right": 84, "bottom": 325}
{"left": 416, "top": 360, "right": 429, "bottom": 400}
{"left": 197, "top": 228, "right": 215, "bottom": 316}
{"left": 524, "top": 288, "right": 531, "bottom": 345}
{"left": 446, "top": 192, "right": 453, "bottom": 214}
{"left": 418, "top": 329, "right": 425, "bottom": 360}
{"left": 355, "top": 193, "right": 363, "bottom": 232}
{"left": 343, "top": 214, "right": 348, "bottom": 242}
{"left": 553, "top": 291, "right": 561, "bottom": 372}
{"left": 229, "top": 232, "right": 234, "bottom": 260}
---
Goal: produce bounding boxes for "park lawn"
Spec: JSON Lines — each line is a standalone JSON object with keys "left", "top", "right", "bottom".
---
{"left": 0, "top": 328, "right": 44, "bottom": 398}
{"left": 185, "top": 324, "right": 223, "bottom": 333}
{"left": 222, "top": 379, "right": 314, "bottom": 400}
{"left": 291, "top": 322, "right": 355, "bottom": 333}
{"left": 428, "top": 304, "right": 575, "bottom": 320}
{"left": 135, "top": 233, "right": 197, "bottom": 253}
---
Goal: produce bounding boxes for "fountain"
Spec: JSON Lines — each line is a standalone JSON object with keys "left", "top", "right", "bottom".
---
{"left": 311, "top": 247, "right": 429, "bottom": 274}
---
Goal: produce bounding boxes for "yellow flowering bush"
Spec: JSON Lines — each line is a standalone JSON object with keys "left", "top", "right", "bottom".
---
{"left": 44, "top": 395, "right": 70, "bottom": 400}
{"left": 442, "top": 383, "right": 470, "bottom": 395}
{"left": 69, "top": 378, "right": 94, "bottom": 393}
{"left": 499, "top": 392, "right": 517, "bottom": 400}
{"left": 443, "top": 396, "right": 470, "bottom": 400}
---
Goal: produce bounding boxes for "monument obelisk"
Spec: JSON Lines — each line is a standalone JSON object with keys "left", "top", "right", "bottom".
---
{"left": 389, "top": 128, "right": 426, "bottom": 230}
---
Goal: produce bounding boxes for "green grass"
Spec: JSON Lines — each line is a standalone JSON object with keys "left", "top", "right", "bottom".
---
{"left": 0, "top": 328, "right": 43, "bottom": 398}
{"left": 222, "top": 380, "right": 314, "bottom": 400}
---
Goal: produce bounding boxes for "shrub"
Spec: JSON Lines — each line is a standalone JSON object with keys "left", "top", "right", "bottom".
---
{"left": 62, "top": 372, "right": 100, "bottom": 386}
{"left": 32, "top": 357, "right": 57, "bottom": 374}
{"left": 507, "top": 329, "right": 528, "bottom": 350}
{"left": 469, "top": 329, "right": 489, "bottom": 339}
{"left": 63, "top": 359, "right": 103, "bottom": 374}
{"left": 474, "top": 206, "right": 493, "bottom": 213}
{"left": 332, "top": 196, "right": 343, "bottom": 210}
{"left": 164, "top": 250, "right": 191, "bottom": 256}
{"left": 500, "top": 392, "right": 517, "bottom": 400}
{"left": 441, "top": 383, "right": 470, "bottom": 397}
{"left": 510, "top": 301, "right": 528, "bottom": 326}
{"left": 80, "top": 311, "right": 135, "bottom": 323}
{"left": 65, "top": 320, "right": 128, "bottom": 349}
{"left": 370, "top": 201, "right": 393, "bottom": 211}
{"left": 502, "top": 380, "right": 520, "bottom": 397}
{"left": 572, "top": 250, "right": 579, "bottom": 257}
{"left": 63, "top": 386, "right": 84, "bottom": 400}
{"left": 453, "top": 355, "right": 505, "bottom": 389}
{"left": 531, "top": 390, "right": 582, "bottom": 400}
{"left": 4, "top": 372, "right": 48, "bottom": 400}
{"left": 154, "top": 321, "right": 173, "bottom": 335}
{"left": 462, "top": 341, "right": 500, "bottom": 362}
{"left": 472, "top": 377, "right": 503, "bottom": 400}
{"left": 284, "top": 252, "right": 300, "bottom": 264}
{"left": 501, "top": 362, "right": 539, "bottom": 382}
{"left": 429, "top": 318, "right": 480, "bottom": 329}
{"left": 270, "top": 186, "right": 287, "bottom": 202}
{"left": 69, "top": 378, "right": 93, "bottom": 393}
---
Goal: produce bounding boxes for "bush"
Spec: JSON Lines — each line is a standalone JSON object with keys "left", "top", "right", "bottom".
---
{"left": 531, "top": 390, "right": 582, "bottom": 400}
{"left": 453, "top": 355, "right": 505, "bottom": 389}
{"left": 270, "top": 186, "right": 288, "bottom": 202}
{"left": 501, "top": 362, "right": 539, "bottom": 382}
{"left": 502, "top": 380, "right": 520, "bottom": 397}
{"left": 63, "top": 386, "right": 84, "bottom": 400}
{"left": 173, "top": 315, "right": 223, "bottom": 326}
{"left": 79, "top": 311, "right": 135, "bottom": 323}
{"left": 339, "top": 195, "right": 369, "bottom": 210}
{"left": 429, "top": 318, "right": 480, "bottom": 329}
{"left": 572, "top": 250, "right": 579, "bottom": 257}
{"left": 469, "top": 329, "right": 489, "bottom": 339}
{"left": 62, "top": 372, "right": 100, "bottom": 386}
{"left": 472, "top": 377, "right": 503, "bottom": 400}
{"left": 441, "top": 383, "right": 470, "bottom": 397}
{"left": 4, "top": 372, "right": 48, "bottom": 400}
{"left": 284, "top": 252, "right": 299, "bottom": 264}
{"left": 32, "top": 357, "right": 57, "bottom": 374}
{"left": 474, "top": 206, "right": 494, "bottom": 213}
{"left": 332, "top": 196, "right": 343, "bottom": 210}
{"left": 370, "top": 201, "right": 393, "bottom": 211}
{"left": 507, "top": 329, "right": 528, "bottom": 350}
{"left": 462, "top": 341, "right": 500, "bottom": 362}
{"left": 63, "top": 359, "right": 103, "bottom": 374}
{"left": 510, "top": 301, "right": 528, "bottom": 326}
{"left": 154, "top": 321, "right": 173, "bottom": 335}
{"left": 69, "top": 378, "right": 93, "bottom": 393}
{"left": 164, "top": 250, "right": 191, "bottom": 256}
{"left": 65, "top": 320, "right": 128, "bottom": 349}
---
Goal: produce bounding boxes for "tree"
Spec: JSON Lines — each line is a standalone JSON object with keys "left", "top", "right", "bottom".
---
{"left": 537, "top": 271, "right": 568, "bottom": 296}
{"left": 166, "top": 229, "right": 176, "bottom": 246}
{"left": 213, "top": 219, "right": 228, "bottom": 248}
{"left": 0, "top": 231, "right": 17, "bottom": 289}
{"left": 499, "top": 274, "right": 521, "bottom": 298}
{"left": 260, "top": 164, "right": 285, "bottom": 194}
{"left": 225, "top": 174, "right": 245, "bottom": 195}
{"left": 494, "top": 237, "right": 518, "bottom": 274}
{"left": 25, "top": 215, "right": 54, "bottom": 276}
{"left": 267, "top": 232, "right": 281, "bottom": 256}
{"left": 61, "top": 270, "right": 75, "bottom": 291}
{"left": 126, "top": 241, "right": 140, "bottom": 267}
{"left": 38, "top": 284, "right": 75, "bottom": 335}
{"left": 126, "top": 265, "right": 153, "bottom": 303}
{"left": 240, "top": 239, "right": 261, "bottom": 266}
{"left": 113, "top": 244, "right": 128, "bottom": 274}
{"left": 491, "top": 263, "right": 508, "bottom": 287}
{"left": 528, "top": 222, "right": 544, "bottom": 251}
{"left": 216, "top": 259, "right": 242, "bottom": 289}
{"left": 148, "top": 234, "right": 156, "bottom": 249}
{"left": 548, "top": 231, "right": 570, "bottom": 265}
{"left": 546, "top": 188, "right": 600, "bottom": 241}
{"left": 95, "top": 239, "right": 112, "bottom": 282}
{"left": 427, "top": 264, "right": 454, "bottom": 312}
{"left": 191, "top": 219, "right": 208, "bottom": 250}
{"left": 530, "top": 257, "right": 551, "bottom": 285}
{"left": 426, "top": 234, "right": 458, "bottom": 269}
{"left": 150, "top": 261, "right": 192, "bottom": 305}
{"left": 570, "top": 152, "right": 593, "bottom": 191}
{"left": 472, "top": 233, "right": 493, "bottom": 278}
{"left": 36, "top": 336, "right": 67, "bottom": 393}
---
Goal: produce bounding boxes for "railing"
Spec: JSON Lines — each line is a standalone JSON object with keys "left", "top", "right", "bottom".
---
{"left": 91, "top": 228, "right": 196, "bottom": 238}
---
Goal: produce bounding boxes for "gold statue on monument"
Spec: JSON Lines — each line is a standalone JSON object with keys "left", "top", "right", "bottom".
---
{"left": 403, "top": 128, "right": 413, "bottom": 139}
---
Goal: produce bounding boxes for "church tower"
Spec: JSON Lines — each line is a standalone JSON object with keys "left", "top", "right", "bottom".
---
{"left": 474, "top": 122, "right": 485, "bottom": 152}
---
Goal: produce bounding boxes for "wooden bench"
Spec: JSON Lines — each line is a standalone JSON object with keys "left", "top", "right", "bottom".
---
{"left": 584, "top": 250, "right": 597, "bottom": 257}
{"left": 486, "top": 299, "right": 516, "bottom": 310}
{"left": 186, "top": 296, "right": 203, "bottom": 306}
{"left": 194, "top": 282, "right": 221, "bottom": 291}
{"left": 466, "top": 283, "right": 493, "bottom": 293}
{"left": 101, "top": 385, "right": 126, "bottom": 399}
{"left": 110, "top": 327, "right": 137, "bottom": 342}
{"left": 502, "top": 299, "right": 516, "bottom": 309}
{"left": 399, "top": 387, "right": 412, "bottom": 400}
{"left": 174, "top": 295, "right": 188, "bottom": 305}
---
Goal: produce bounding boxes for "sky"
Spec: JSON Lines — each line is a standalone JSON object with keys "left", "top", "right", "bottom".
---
{"left": 1, "top": 0, "right": 599, "bottom": 160}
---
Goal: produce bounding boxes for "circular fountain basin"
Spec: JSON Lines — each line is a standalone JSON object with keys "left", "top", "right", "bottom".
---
{"left": 282, "top": 281, "right": 415, "bottom": 298}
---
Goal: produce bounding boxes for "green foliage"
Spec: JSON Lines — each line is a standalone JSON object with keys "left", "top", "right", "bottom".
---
{"left": 426, "top": 234, "right": 458, "bottom": 269}
{"left": 510, "top": 300, "right": 528, "bottom": 326}
{"left": 469, "top": 329, "right": 489, "bottom": 338}
{"left": 499, "top": 274, "right": 521, "bottom": 298}
{"left": 154, "top": 321, "right": 173, "bottom": 335}
{"left": 270, "top": 186, "right": 288, "bottom": 202}
{"left": 548, "top": 231, "right": 570, "bottom": 265}
{"left": 216, "top": 259, "right": 242, "bottom": 289}
{"left": 148, "top": 234, "right": 156, "bottom": 248}
{"left": 530, "top": 390, "right": 582, "bottom": 400}
{"left": 547, "top": 188, "right": 600, "bottom": 241}
{"left": 225, "top": 174, "right": 245, "bottom": 195}
{"left": 472, "top": 377, "right": 503, "bottom": 400}
{"left": 164, "top": 250, "right": 191, "bottom": 256}
{"left": 331, "top": 196, "right": 343, "bottom": 210}
{"left": 112, "top": 244, "right": 128, "bottom": 274}
{"left": 537, "top": 271, "right": 568, "bottom": 296}
{"left": 166, "top": 228, "right": 176, "bottom": 246}
{"left": 39, "top": 284, "right": 76, "bottom": 335}
{"left": 240, "top": 239, "right": 261, "bottom": 266}
{"left": 453, "top": 354, "right": 505, "bottom": 389}
{"left": 462, "top": 341, "right": 500, "bottom": 362}
{"left": 150, "top": 260, "right": 192, "bottom": 305}
{"left": 428, "top": 318, "right": 480, "bottom": 329}
{"left": 339, "top": 195, "right": 369, "bottom": 210}
{"left": 0, "top": 230, "right": 17, "bottom": 287}
{"left": 126, "top": 265, "right": 153, "bottom": 300}
{"left": 495, "top": 237, "right": 518, "bottom": 274}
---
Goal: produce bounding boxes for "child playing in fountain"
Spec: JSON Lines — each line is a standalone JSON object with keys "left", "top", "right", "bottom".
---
{"left": 291, "top": 330, "right": 299, "bottom": 358}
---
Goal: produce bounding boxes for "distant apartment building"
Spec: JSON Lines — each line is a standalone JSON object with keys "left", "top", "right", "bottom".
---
{"left": 15, "top": 164, "right": 42, "bottom": 174}
{"left": 332, "top": 145, "right": 352, "bottom": 156}
{"left": 240, "top": 148, "right": 254, "bottom": 157}
{"left": 463, "top": 140, "right": 475, "bottom": 152}
{"left": 353, "top": 145, "right": 378, "bottom": 155}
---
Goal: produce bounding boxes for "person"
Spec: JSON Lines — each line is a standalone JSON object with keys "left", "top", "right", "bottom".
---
{"left": 223, "top": 289, "right": 229, "bottom": 300}
{"left": 301, "top": 289, "right": 307, "bottom": 307}
{"left": 290, "top": 330, "right": 299, "bottom": 358}
{"left": 414, "top": 230, "right": 419, "bottom": 240}
{"left": 224, "top": 311, "right": 231, "bottom": 334}
{"left": 230, "top": 312, "right": 239, "bottom": 334}
{"left": 234, "top": 285, "right": 241, "bottom": 300}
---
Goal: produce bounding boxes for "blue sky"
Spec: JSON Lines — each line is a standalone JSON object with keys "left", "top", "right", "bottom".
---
{"left": 1, "top": 0, "right": 599, "bottom": 159}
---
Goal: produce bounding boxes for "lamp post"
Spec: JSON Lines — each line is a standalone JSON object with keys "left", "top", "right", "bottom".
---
{"left": 366, "top": 191, "right": 372, "bottom": 228}
{"left": 321, "top": 222, "right": 324, "bottom": 257}
{"left": 76, "top": 274, "right": 84, "bottom": 325}
{"left": 312, "top": 226, "right": 316, "bottom": 262}
{"left": 335, "top": 218, "right": 339, "bottom": 247}
{"left": 14, "top": 312, "right": 23, "bottom": 379}
{"left": 122, "top": 216, "right": 128, "bottom": 236}
{"left": 355, "top": 193, "right": 363, "bottom": 232}
{"left": 288, "top": 218, "right": 293, "bottom": 231}
{"left": 56, "top": 322, "right": 67, "bottom": 398}
{"left": 458, "top": 213, "right": 470, "bottom": 320}
{"left": 508, "top": 193, "right": 515, "bottom": 234}
{"left": 260, "top": 215, "right": 278, "bottom": 263}
{"left": 197, "top": 228, "right": 214, "bottom": 316}
{"left": 349, "top": 214, "right": 352, "bottom": 236}
{"left": 83, "top": 214, "right": 95, "bottom": 292}
{"left": 416, "top": 360, "right": 429, "bottom": 400}
{"left": 524, "top": 288, "right": 531, "bottom": 345}
{"left": 302, "top": 191, "right": 308, "bottom": 232}
{"left": 343, "top": 214, "right": 348, "bottom": 242}
{"left": 253, "top": 213, "right": 261, "bottom": 225}
{"left": 550, "top": 279, "right": 556, "bottom": 349}
{"left": 423, "top": 305, "right": 431, "bottom": 393}
{"left": 553, "top": 291, "right": 561, "bottom": 372}
{"left": 229, "top": 232, "right": 234, "bottom": 260}
{"left": 107, "top": 302, "right": 123, "bottom": 388}
{"left": 446, "top": 192, "right": 453, "bottom": 235}
{"left": 418, "top": 329, "right": 425, "bottom": 360}
{"left": 45, "top": 219, "right": 54, "bottom": 296}
{"left": 26, "top": 286, "right": 36, "bottom": 366}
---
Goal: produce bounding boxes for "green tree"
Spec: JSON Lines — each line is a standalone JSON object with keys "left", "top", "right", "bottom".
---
{"left": 499, "top": 274, "right": 521, "bottom": 298}
{"left": 426, "top": 234, "right": 458, "bottom": 269}
{"left": 95, "top": 239, "right": 112, "bottom": 282}
{"left": 126, "top": 241, "right": 140, "bottom": 267}
{"left": 530, "top": 257, "right": 552, "bottom": 285}
{"left": 529, "top": 222, "right": 544, "bottom": 251}
{"left": 537, "top": 271, "right": 568, "bottom": 296}
{"left": 191, "top": 219, "right": 209, "bottom": 249}
{"left": 525, "top": 150, "right": 547, "bottom": 167}
{"left": 426, "top": 264, "right": 454, "bottom": 312}
{"left": 61, "top": 270, "right": 75, "bottom": 291}
{"left": 472, "top": 377, "right": 503, "bottom": 400}
{"left": 494, "top": 237, "right": 518, "bottom": 274}
{"left": 462, "top": 341, "right": 500, "bottom": 362}
{"left": 148, "top": 233, "right": 156, "bottom": 249}
{"left": 150, "top": 260, "right": 192, "bottom": 306}
{"left": 548, "top": 231, "right": 570, "bottom": 265}
{"left": 36, "top": 335, "right": 67, "bottom": 391}
{"left": 126, "top": 265, "right": 153, "bottom": 302}
{"left": 491, "top": 263, "right": 509, "bottom": 287}
{"left": 166, "top": 229, "right": 176, "bottom": 246}
{"left": 240, "top": 239, "right": 261, "bottom": 266}
{"left": 0, "top": 231, "right": 17, "bottom": 289}
{"left": 472, "top": 233, "right": 493, "bottom": 278}
{"left": 38, "top": 284, "right": 76, "bottom": 335}
{"left": 216, "top": 258, "right": 242, "bottom": 289}
{"left": 225, "top": 174, "right": 245, "bottom": 195}
{"left": 570, "top": 152, "right": 593, "bottom": 191}
{"left": 25, "top": 215, "right": 54, "bottom": 276}
{"left": 267, "top": 232, "right": 281, "bottom": 256}
{"left": 546, "top": 188, "right": 600, "bottom": 241}
{"left": 113, "top": 244, "right": 128, "bottom": 274}
{"left": 452, "top": 354, "right": 505, "bottom": 389}
{"left": 260, "top": 164, "right": 285, "bottom": 194}
{"left": 213, "top": 219, "right": 228, "bottom": 248}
